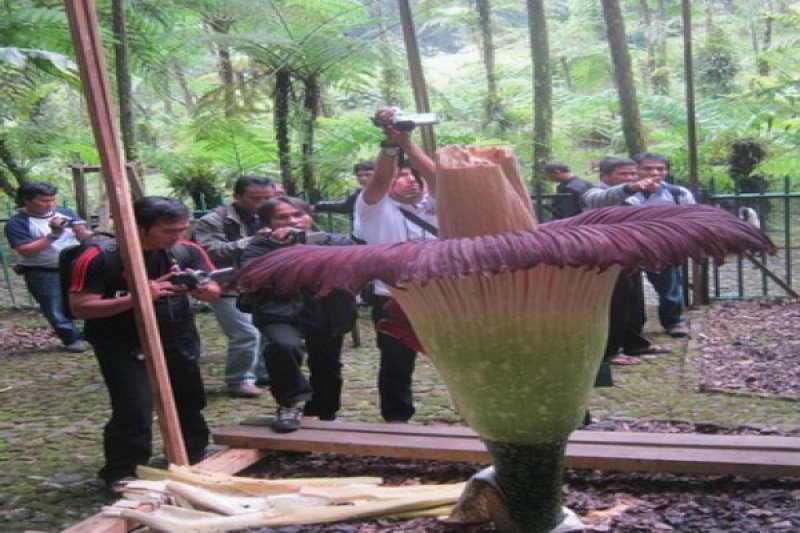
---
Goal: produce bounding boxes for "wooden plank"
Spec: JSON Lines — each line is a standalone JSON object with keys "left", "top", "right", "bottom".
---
{"left": 242, "top": 417, "right": 800, "bottom": 452}
{"left": 215, "top": 421, "right": 800, "bottom": 477}
{"left": 195, "top": 447, "right": 269, "bottom": 474}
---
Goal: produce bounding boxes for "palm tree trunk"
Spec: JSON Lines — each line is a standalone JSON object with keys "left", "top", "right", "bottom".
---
{"left": 476, "top": 0, "right": 508, "bottom": 130}
{"left": 274, "top": 66, "right": 295, "bottom": 196}
{"left": 527, "top": 0, "right": 552, "bottom": 218}
{"left": 301, "top": 73, "right": 320, "bottom": 202}
{"left": 112, "top": 0, "right": 137, "bottom": 162}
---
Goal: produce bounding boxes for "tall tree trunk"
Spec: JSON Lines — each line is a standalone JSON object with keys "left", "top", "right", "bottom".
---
{"left": 112, "top": 0, "right": 137, "bottom": 162}
{"left": 301, "top": 73, "right": 321, "bottom": 202}
{"left": 207, "top": 19, "right": 236, "bottom": 117}
{"left": 602, "top": 0, "right": 646, "bottom": 157}
{"left": 274, "top": 66, "right": 295, "bottom": 195}
{"left": 638, "top": 0, "right": 656, "bottom": 93}
{"left": 476, "top": 0, "right": 508, "bottom": 129}
{"left": 373, "top": 1, "right": 401, "bottom": 106}
{"left": 526, "top": 0, "right": 551, "bottom": 221}
{"left": 654, "top": 0, "right": 670, "bottom": 94}
{"left": 758, "top": 1, "right": 773, "bottom": 76}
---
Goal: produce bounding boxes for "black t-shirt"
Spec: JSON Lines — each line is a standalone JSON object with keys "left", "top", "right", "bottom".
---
{"left": 71, "top": 240, "right": 214, "bottom": 346}
{"left": 553, "top": 176, "right": 594, "bottom": 218}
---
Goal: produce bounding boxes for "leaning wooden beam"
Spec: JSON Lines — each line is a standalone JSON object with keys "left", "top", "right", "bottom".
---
{"left": 64, "top": 0, "right": 187, "bottom": 465}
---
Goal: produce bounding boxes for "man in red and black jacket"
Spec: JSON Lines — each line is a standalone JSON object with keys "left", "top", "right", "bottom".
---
{"left": 68, "top": 196, "right": 221, "bottom": 493}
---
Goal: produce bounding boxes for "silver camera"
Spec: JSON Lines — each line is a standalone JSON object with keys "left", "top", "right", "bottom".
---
{"left": 372, "top": 111, "right": 439, "bottom": 132}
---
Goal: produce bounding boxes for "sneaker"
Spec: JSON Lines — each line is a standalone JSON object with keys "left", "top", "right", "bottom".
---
{"left": 64, "top": 340, "right": 88, "bottom": 353}
{"left": 271, "top": 402, "right": 304, "bottom": 433}
{"left": 227, "top": 383, "right": 262, "bottom": 398}
{"left": 255, "top": 375, "right": 271, "bottom": 387}
{"left": 666, "top": 324, "right": 690, "bottom": 338}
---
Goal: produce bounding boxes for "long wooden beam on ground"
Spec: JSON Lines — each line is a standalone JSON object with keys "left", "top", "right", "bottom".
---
{"left": 213, "top": 419, "right": 800, "bottom": 478}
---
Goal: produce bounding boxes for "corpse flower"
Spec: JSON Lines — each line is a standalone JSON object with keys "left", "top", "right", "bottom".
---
{"left": 233, "top": 146, "right": 775, "bottom": 532}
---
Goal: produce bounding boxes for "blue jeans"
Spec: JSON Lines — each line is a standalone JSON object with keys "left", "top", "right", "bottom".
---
{"left": 23, "top": 269, "right": 82, "bottom": 345}
{"left": 645, "top": 267, "right": 687, "bottom": 329}
{"left": 210, "top": 296, "right": 266, "bottom": 385}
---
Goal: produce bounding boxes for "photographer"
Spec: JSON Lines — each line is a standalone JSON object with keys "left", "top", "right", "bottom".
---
{"left": 4, "top": 181, "right": 92, "bottom": 352}
{"left": 353, "top": 107, "right": 438, "bottom": 423}
{"left": 313, "top": 161, "right": 374, "bottom": 239}
{"left": 67, "top": 196, "right": 220, "bottom": 492}
{"left": 238, "top": 196, "right": 356, "bottom": 432}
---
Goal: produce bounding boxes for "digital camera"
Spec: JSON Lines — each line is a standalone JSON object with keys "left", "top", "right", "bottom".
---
{"left": 171, "top": 267, "right": 234, "bottom": 290}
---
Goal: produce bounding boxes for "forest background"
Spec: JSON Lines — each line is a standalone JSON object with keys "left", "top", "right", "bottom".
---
{"left": 1, "top": 0, "right": 799, "bottom": 210}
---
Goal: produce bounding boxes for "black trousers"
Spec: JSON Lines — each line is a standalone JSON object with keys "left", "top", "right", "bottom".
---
{"left": 260, "top": 321, "right": 344, "bottom": 420}
{"left": 371, "top": 296, "right": 417, "bottom": 422}
{"left": 93, "top": 334, "right": 209, "bottom": 484}
{"left": 604, "top": 271, "right": 651, "bottom": 359}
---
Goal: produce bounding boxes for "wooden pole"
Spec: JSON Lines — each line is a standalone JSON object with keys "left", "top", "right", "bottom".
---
{"left": 397, "top": 0, "right": 436, "bottom": 157}
{"left": 64, "top": 0, "right": 188, "bottom": 465}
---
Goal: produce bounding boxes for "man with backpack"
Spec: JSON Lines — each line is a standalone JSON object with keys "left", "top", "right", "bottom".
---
{"left": 192, "top": 175, "right": 280, "bottom": 398}
{"left": 67, "top": 196, "right": 221, "bottom": 492}
{"left": 630, "top": 152, "right": 695, "bottom": 338}
{"left": 4, "top": 181, "right": 92, "bottom": 352}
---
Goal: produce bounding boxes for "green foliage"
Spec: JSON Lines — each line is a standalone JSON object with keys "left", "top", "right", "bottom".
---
{"left": 696, "top": 29, "right": 740, "bottom": 95}
{"left": 163, "top": 159, "right": 224, "bottom": 209}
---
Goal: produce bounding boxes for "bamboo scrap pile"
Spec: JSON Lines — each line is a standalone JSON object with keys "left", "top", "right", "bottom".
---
{"left": 101, "top": 465, "right": 465, "bottom": 532}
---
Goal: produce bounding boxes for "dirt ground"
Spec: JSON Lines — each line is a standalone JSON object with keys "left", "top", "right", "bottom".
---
{"left": 0, "top": 297, "right": 798, "bottom": 532}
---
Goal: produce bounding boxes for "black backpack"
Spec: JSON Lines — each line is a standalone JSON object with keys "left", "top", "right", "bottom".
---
{"left": 59, "top": 235, "right": 191, "bottom": 319}
{"left": 59, "top": 234, "right": 119, "bottom": 319}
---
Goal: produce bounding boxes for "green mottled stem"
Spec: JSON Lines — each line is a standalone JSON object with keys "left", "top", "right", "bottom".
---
{"left": 484, "top": 439, "right": 567, "bottom": 533}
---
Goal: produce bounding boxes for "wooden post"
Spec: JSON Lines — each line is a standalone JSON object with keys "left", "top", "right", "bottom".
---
{"left": 64, "top": 0, "right": 188, "bottom": 465}
{"left": 71, "top": 164, "right": 90, "bottom": 221}
{"left": 397, "top": 0, "right": 436, "bottom": 157}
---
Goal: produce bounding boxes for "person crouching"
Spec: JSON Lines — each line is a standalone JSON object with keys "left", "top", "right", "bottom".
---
{"left": 237, "top": 197, "right": 356, "bottom": 432}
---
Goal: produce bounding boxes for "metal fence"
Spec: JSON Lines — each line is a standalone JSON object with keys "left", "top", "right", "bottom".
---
{"left": 2, "top": 183, "right": 798, "bottom": 309}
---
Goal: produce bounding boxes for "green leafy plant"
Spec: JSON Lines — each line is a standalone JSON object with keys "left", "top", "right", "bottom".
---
{"left": 163, "top": 160, "right": 223, "bottom": 209}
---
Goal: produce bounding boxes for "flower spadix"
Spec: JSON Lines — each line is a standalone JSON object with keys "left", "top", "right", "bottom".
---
{"left": 233, "top": 145, "right": 775, "bottom": 532}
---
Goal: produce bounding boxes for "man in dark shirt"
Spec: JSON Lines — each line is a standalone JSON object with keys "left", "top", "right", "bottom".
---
{"left": 543, "top": 160, "right": 594, "bottom": 219}
{"left": 68, "top": 196, "right": 221, "bottom": 492}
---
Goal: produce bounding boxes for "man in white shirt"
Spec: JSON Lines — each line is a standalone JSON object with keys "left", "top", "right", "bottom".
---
{"left": 354, "top": 108, "right": 437, "bottom": 422}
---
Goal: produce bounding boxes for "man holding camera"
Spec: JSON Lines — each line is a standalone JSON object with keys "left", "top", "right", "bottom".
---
{"left": 68, "top": 196, "right": 220, "bottom": 492}
{"left": 354, "top": 108, "right": 438, "bottom": 423}
{"left": 4, "top": 181, "right": 92, "bottom": 352}
{"left": 193, "top": 175, "right": 279, "bottom": 398}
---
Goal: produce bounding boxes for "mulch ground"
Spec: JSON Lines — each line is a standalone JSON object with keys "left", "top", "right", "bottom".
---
{"left": 1, "top": 298, "right": 798, "bottom": 532}
{"left": 232, "top": 298, "right": 800, "bottom": 532}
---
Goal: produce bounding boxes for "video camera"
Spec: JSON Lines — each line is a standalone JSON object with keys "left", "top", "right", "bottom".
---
{"left": 171, "top": 267, "right": 234, "bottom": 290}
{"left": 49, "top": 217, "right": 76, "bottom": 229}
{"left": 371, "top": 110, "right": 439, "bottom": 132}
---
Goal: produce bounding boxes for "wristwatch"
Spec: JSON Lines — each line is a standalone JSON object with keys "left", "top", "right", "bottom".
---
{"left": 380, "top": 140, "right": 400, "bottom": 158}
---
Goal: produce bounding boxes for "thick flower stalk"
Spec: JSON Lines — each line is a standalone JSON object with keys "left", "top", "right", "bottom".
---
{"left": 233, "top": 146, "right": 775, "bottom": 532}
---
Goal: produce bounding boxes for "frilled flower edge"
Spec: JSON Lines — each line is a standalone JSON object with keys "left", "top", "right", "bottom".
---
{"left": 232, "top": 204, "right": 776, "bottom": 297}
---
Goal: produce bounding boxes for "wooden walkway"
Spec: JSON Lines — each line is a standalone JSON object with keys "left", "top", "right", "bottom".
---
{"left": 213, "top": 418, "right": 800, "bottom": 478}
